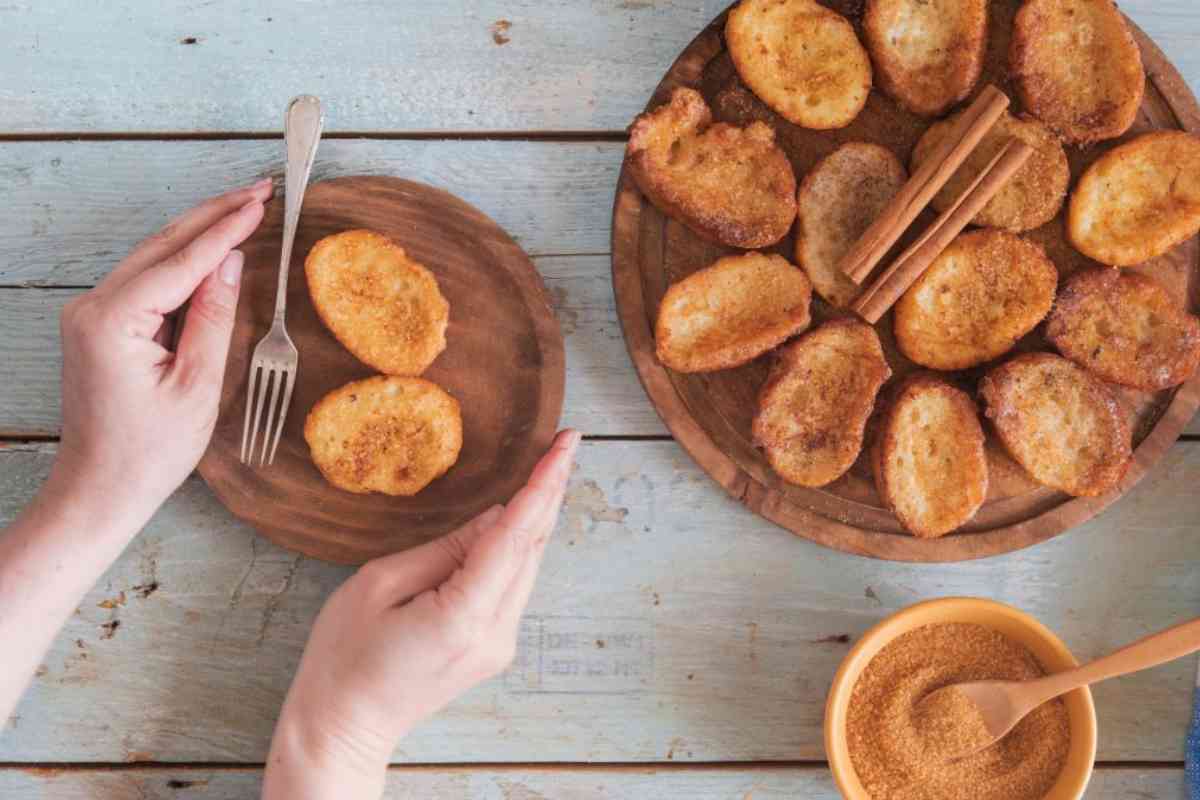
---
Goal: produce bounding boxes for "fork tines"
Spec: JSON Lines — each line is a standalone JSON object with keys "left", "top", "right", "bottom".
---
{"left": 240, "top": 359, "right": 295, "bottom": 466}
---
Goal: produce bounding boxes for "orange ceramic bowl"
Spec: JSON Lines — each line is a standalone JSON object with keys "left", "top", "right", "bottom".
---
{"left": 824, "top": 597, "right": 1097, "bottom": 800}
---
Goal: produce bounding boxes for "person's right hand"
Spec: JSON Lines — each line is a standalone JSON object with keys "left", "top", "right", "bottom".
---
{"left": 262, "top": 430, "right": 580, "bottom": 800}
{"left": 52, "top": 179, "right": 271, "bottom": 533}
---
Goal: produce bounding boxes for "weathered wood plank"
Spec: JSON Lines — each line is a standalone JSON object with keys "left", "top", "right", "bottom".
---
{"left": 1126, "top": 1, "right": 1200, "bottom": 102}
{"left": 0, "top": 268, "right": 665, "bottom": 438}
{"left": 0, "top": 140, "right": 622, "bottom": 282}
{"left": 0, "top": 0, "right": 718, "bottom": 134}
{"left": 4, "top": 281, "right": 1198, "bottom": 438}
{"left": 0, "top": 766, "right": 1182, "bottom": 799}
{"left": 4, "top": 137, "right": 1199, "bottom": 436}
{"left": 0, "top": 139, "right": 667, "bottom": 436}
{"left": 0, "top": 1, "right": 1193, "bottom": 133}
{"left": 1, "top": 441, "right": 1197, "bottom": 763}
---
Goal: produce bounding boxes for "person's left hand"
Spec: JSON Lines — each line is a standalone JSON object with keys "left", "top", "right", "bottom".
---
{"left": 263, "top": 430, "right": 580, "bottom": 799}
{"left": 52, "top": 179, "right": 273, "bottom": 525}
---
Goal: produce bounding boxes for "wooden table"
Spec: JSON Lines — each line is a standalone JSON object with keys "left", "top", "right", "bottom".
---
{"left": 0, "top": 2, "right": 1197, "bottom": 797}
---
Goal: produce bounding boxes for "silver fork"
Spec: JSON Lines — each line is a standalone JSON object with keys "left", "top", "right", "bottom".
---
{"left": 240, "top": 95, "right": 324, "bottom": 466}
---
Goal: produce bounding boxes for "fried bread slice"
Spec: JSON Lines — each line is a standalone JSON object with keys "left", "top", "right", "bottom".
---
{"left": 1010, "top": 0, "right": 1144, "bottom": 144}
{"left": 894, "top": 230, "right": 1058, "bottom": 370}
{"left": 910, "top": 110, "right": 1069, "bottom": 232}
{"left": 979, "top": 353, "right": 1131, "bottom": 497}
{"left": 655, "top": 252, "right": 812, "bottom": 373}
{"left": 726, "top": 0, "right": 872, "bottom": 130}
{"left": 306, "top": 230, "right": 449, "bottom": 376}
{"left": 304, "top": 376, "right": 463, "bottom": 496}
{"left": 1068, "top": 131, "right": 1200, "bottom": 266}
{"left": 1046, "top": 268, "right": 1200, "bottom": 390}
{"left": 862, "top": 0, "right": 988, "bottom": 117}
{"left": 872, "top": 375, "right": 987, "bottom": 538}
{"left": 626, "top": 87, "right": 797, "bottom": 248}
{"left": 753, "top": 319, "right": 891, "bottom": 487}
{"left": 795, "top": 142, "right": 907, "bottom": 308}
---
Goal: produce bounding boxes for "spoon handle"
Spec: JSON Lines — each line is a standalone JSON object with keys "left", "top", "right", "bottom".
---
{"left": 1028, "top": 616, "right": 1200, "bottom": 707}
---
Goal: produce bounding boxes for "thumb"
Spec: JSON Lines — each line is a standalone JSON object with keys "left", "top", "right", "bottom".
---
{"left": 173, "top": 250, "right": 243, "bottom": 386}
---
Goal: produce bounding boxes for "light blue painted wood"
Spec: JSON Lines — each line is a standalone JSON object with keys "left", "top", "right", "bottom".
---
{"left": 0, "top": 259, "right": 668, "bottom": 438}
{"left": 0, "top": 140, "right": 621, "bottom": 284}
{"left": 0, "top": 2, "right": 1194, "bottom": 134}
{"left": 1125, "top": 0, "right": 1200, "bottom": 97}
{"left": 0, "top": 766, "right": 1182, "bottom": 799}
{"left": 0, "top": 139, "right": 669, "bottom": 437}
{"left": 0, "top": 441, "right": 1197, "bottom": 762}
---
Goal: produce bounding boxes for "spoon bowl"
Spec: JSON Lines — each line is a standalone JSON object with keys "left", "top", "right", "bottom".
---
{"left": 912, "top": 680, "right": 1024, "bottom": 760}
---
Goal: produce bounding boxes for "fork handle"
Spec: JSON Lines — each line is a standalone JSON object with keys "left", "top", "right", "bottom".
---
{"left": 274, "top": 95, "right": 324, "bottom": 322}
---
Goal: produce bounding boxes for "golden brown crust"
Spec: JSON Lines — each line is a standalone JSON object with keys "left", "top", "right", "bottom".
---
{"left": 726, "top": 0, "right": 872, "bottom": 130}
{"left": 1067, "top": 131, "right": 1200, "bottom": 266}
{"left": 872, "top": 375, "right": 988, "bottom": 538}
{"left": 862, "top": 0, "right": 988, "bottom": 117}
{"left": 655, "top": 252, "right": 812, "bottom": 373}
{"left": 305, "top": 230, "right": 449, "bottom": 376}
{"left": 910, "top": 110, "right": 1069, "bottom": 232}
{"left": 894, "top": 230, "right": 1058, "bottom": 371}
{"left": 1010, "top": 0, "right": 1144, "bottom": 145}
{"left": 304, "top": 376, "right": 463, "bottom": 496}
{"left": 979, "top": 353, "right": 1131, "bottom": 497}
{"left": 1045, "top": 268, "right": 1200, "bottom": 390}
{"left": 752, "top": 319, "right": 891, "bottom": 487}
{"left": 625, "top": 88, "right": 797, "bottom": 248}
{"left": 795, "top": 142, "right": 907, "bottom": 308}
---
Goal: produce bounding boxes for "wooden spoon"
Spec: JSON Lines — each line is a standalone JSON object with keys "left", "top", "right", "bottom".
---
{"left": 915, "top": 616, "right": 1200, "bottom": 761}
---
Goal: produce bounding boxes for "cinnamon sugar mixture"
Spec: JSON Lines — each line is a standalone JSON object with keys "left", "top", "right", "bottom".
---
{"left": 846, "top": 623, "right": 1070, "bottom": 800}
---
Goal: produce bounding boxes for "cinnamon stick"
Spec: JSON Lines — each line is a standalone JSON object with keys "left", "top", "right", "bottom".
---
{"left": 839, "top": 85, "right": 1010, "bottom": 285}
{"left": 851, "top": 139, "right": 1035, "bottom": 324}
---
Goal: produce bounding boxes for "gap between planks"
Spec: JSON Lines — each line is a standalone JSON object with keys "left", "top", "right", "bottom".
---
{"left": 0, "top": 760, "right": 1182, "bottom": 773}
{"left": 0, "top": 131, "right": 630, "bottom": 144}
{"left": 0, "top": 435, "right": 671, "bottom": 444}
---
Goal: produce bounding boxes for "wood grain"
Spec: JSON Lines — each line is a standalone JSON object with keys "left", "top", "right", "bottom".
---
{"left": 196, "top": 177, "right": 563, "bottom": 563}
{"left": 0, "top": 0, "right": 733, "bottom": 134}
{"left": 2, "top": 442, "right": 1197, "bottom": 762}
{"left": 0, "top": 1, "right": 1192, "bottom": 133}
{"left": 0, "top": 766, "right": 1182, "bottom": 799}
{"left": 612, "top": 3, "right": 1200, "bottom": 561}
{"left": 1, "top": 133, "right": 1197, "bottom": 434}
{"left": 0, "top": 264, "right": 663, "bottom": 439}
{"left": 0, "top": 139, "right": 621, "bottom": 285}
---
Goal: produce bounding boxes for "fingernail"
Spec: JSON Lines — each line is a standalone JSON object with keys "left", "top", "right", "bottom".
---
{"left": 236, "top": 177, "right": 271, "bottom": 196}
{"left": 240, "top": 198, "right": 262, "bottom": 212}
{"left": 564, "top": 429, "right": 582, "bottom": 450}
{"left": 219, "top": 250, "right": 244, "bottom": 286}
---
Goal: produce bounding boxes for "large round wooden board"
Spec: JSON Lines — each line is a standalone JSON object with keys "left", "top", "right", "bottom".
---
{"left": 612, "top": 2, "right": 1200, "bottom": 562}
{"left": 200, "top": 176, "right": 564, "bottom": 564}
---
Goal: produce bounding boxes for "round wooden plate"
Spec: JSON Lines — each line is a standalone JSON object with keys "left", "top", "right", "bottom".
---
{"left": 199, "top": 176, "right": 564, "bottom": 564}
{"left": 612, "top": 1, "right": 1200, "bottom": 562}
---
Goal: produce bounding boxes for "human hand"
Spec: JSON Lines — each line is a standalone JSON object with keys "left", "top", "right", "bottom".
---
{"left": 262, "top": 430, "right": 581, "bottom": 800}
{"left": 52, "top": 179, "right": 272, "bottom": 529}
